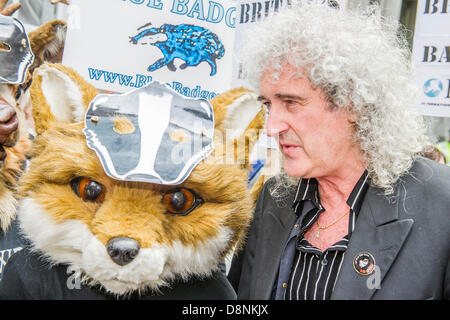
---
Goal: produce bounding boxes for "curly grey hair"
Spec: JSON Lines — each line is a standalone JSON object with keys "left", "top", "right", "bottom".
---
{"left": 242, "top": 3, "right": 430, "bottom": 196}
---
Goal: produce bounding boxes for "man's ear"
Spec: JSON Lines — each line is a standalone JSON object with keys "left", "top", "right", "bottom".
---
{"left": 30, "top": 63, "right": 98, "bottom": 135}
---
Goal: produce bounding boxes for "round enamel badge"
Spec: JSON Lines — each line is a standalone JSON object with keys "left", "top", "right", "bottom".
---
{"left": 353, "top": 252, "right": 376, "bottom": 275}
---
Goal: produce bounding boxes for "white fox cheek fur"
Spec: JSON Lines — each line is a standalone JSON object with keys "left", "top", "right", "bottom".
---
{"left": 19, "top": 197, "right": 233, "bottom": 294}
{"left": 18, "top": 63, "right": 265, "bottom": 295}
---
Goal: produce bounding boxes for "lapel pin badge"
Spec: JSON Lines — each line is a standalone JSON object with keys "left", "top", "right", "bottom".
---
{"left": 353, "top": 252, "right": 376, "bottom": 276}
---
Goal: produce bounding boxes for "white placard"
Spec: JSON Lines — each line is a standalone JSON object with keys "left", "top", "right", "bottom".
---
{"left": 412, "top": 0, "right": 450, "bottom": 117}
{"left": 414, "top": 0, "right": 450, "bottom": 35}
{"left": 63, "top": 0, "right": 237, "bottom": 99}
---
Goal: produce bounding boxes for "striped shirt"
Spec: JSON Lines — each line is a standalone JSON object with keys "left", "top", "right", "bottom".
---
{"left": 283, "top": 170, "right": 369, "bottom": 300}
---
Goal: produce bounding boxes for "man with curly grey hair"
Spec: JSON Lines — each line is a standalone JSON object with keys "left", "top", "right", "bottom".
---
{"left": 228, "top": 2, "right": 450, "bottom": 300}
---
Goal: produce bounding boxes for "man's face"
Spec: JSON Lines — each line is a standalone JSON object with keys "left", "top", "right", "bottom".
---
{"left": 259, "top": 64, "right": 360, "bottom": 179}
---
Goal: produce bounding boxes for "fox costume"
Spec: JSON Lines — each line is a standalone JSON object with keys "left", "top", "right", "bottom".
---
{"left": 0, "top": 63, "right": 265, "bottom": 299}
{"left": 0, "top": 3, "right": 66, "bottom": 280}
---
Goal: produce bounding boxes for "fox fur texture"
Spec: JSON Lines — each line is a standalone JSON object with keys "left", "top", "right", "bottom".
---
{"left": 15, "top": 63, "right": 265, "bottom": 296}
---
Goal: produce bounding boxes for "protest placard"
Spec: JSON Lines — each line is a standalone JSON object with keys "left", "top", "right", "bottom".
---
{"left": 63, "top": 0, "right": 237, "bottom": 99}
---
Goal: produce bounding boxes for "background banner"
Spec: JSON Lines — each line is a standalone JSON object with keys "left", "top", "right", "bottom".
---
{"left": 63, "top": 0, "right": 237, "bottom": 99}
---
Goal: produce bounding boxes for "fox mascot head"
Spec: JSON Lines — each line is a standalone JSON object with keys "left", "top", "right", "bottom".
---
{"left": 0, "top": 63, "right": 265, "bottom": 299}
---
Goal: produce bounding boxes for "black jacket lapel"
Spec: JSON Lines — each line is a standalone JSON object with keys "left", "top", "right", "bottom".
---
{"left": 331, "top": 185, "right": 414, "bottom": 300}
{"left": 254, "top": 196, "right": 297, "bottom": 299}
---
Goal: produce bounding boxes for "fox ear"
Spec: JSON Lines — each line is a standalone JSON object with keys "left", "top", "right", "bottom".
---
{"left": 210, "top": 87, "right": 266, "bottom": 202}
{"left": 211, "top": 87, "right": 265, "bottom": 170}
{"left": 30, "top": 63, "right": 98, "bottom": 135}
{"left": 28, "top": 20, "right": 67, "bottom": 75}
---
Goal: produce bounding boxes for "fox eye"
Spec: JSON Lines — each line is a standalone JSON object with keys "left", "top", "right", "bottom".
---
{"left": 71, "top": 177, "right": 105, "bottom": 203}
{"left": 162, "top": 188, "right": 203, "bottom": 216}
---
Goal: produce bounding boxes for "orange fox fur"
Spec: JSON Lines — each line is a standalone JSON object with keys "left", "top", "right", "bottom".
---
{"left": 0, "top": 85, "right": 31, "bottom": 231}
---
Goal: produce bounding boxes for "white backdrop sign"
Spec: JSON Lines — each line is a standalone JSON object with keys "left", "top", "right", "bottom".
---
{"left": 63, "top": 0, "right": 237, "bottom": 99}
{"left": 412, "top": 0, "right": 450, "bottom": 117}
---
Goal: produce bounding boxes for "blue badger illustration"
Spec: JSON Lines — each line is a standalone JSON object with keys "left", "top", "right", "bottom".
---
{"left": 129, "top": 23, "right": 225, "bottom": 76}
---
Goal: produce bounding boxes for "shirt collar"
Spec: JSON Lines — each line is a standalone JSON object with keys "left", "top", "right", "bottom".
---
{"left": 292, "top": 177, "right": 320, "bottom": 210}
{"left": 346, "top": 170, "right": 370, "bottom": 214}
{"left": 292, "top": 170, "right": 370, "bottom": 215}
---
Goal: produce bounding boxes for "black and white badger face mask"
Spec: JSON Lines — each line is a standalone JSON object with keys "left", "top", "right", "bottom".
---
{"left": 0, "top": 15, "right": 34, "bottom": 85}
{"left": 84, "top": 81, "right": 214, "bottom": 185}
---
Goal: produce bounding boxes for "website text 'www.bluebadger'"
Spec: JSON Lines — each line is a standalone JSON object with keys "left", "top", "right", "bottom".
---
{"left": 88, "top": 67, "right": 152, "bottom": 89}
{"left": 87, "top": 67, "right": 219, "bottom": 100}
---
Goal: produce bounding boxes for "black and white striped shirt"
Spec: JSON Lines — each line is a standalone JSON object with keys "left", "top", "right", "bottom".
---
{"left": 282, "top": 170, "right": 369, "bottom": 300}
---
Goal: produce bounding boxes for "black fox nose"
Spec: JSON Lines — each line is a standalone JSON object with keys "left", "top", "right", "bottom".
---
{"left": 107, "top": 237, "right": 140, "bottom": 266}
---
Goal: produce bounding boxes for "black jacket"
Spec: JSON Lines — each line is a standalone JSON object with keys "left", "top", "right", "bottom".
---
{"left": 0, "top": 248, "right": 236, "bottom": 300}
{"left": 229, "top": 158, "right": 450, "bottom": 300}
